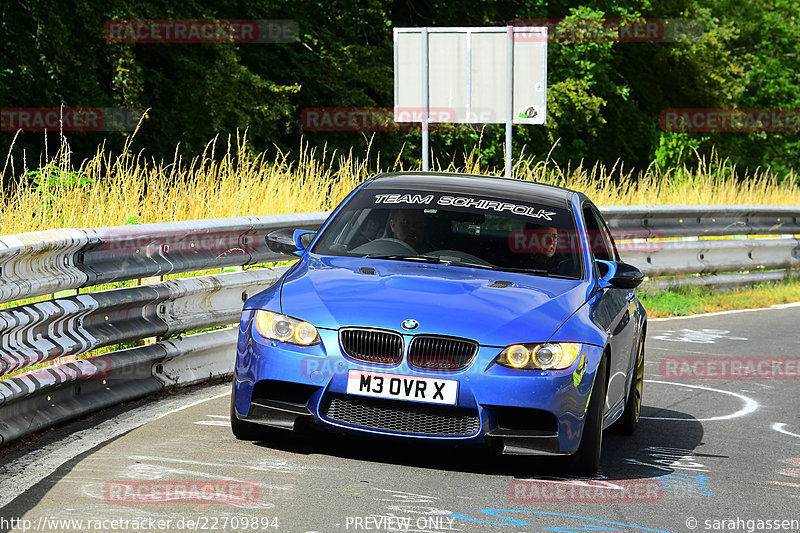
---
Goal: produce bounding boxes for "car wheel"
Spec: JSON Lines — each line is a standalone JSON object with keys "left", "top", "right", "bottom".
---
{"left": 230, "top": 381, "right": 263, "bottom": 441}
{"left": 568, "top": 354, "right": 608, "bottom": 477}
{"left": 613, "top": 338, "right": 645, "bottom": 435}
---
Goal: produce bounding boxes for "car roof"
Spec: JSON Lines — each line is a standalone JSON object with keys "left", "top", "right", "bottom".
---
{"left": 363, "top": 172, "right": 580, "bottom": 208}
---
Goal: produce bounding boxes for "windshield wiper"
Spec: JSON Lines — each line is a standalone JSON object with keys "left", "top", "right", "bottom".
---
{"left": 494, "top": 266, "right": 552, "bottom": 276}
{"left": 365, "top": 255, "right": 553, "bottom": 276}
{"left": 446, "top": 260, "right": 495, "bottom": 270}
{"left": 367, "top": 254, "right": 498, "bottom": 269}
{"left": 364, "top": 254, "right": 447, "bottom": 263}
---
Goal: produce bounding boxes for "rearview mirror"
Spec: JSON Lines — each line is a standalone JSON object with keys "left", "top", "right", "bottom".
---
{"left": 596, "top": 260, "right": 644, "bottom": 289}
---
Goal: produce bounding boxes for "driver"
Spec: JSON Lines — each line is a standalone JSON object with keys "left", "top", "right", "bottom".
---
{"left": 389, "top": 209, "right": 426, "bottom": 249}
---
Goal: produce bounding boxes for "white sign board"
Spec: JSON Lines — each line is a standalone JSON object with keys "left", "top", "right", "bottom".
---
{"left": 394, "top": 27, "right": 547, "bottom": 125}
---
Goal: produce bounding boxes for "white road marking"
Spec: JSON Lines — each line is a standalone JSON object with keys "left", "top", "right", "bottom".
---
{"left": 650, "top": 328, "right": 747, "bottom": 344}
{"left": 624, "top": 446, "right": 711, "bottom": 472}
{"left": 650, "top": 301, "right": 800, "bottom": 321}
{"left": 773, "top": 423, "right": 800, "bottom": 439}
{"left": 648, "top": 346, "right": 735, "bottom": 357}
{"left": 0, "top": 384, "right": 231, "bottom": 510}
{"left": 641, "top": 380, "right": 759, "bottom": 422}
{"left": 125, "top": 454, "right": 331, "bottom": 473}
{"left": 373, "top": 488, "right": 439, "bottom": 503}
{"left": 194, "top": 414, "right": 231, "bottom": 425}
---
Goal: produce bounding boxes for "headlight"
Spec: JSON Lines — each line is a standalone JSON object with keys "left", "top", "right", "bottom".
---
{"left": 497, "top": 343, "right": 582, "bottom": 370}
{"left": 253, "top": 310, "right": 320, "bottom": 346}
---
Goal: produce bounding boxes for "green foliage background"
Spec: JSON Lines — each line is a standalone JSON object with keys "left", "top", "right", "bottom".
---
{"left": 1, "top": 0, "right": 798, "bottom": 186}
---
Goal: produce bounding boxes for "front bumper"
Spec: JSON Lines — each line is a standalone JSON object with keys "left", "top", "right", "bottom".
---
{"left": 233, "top": 315, "right": 603, "bottom": 455}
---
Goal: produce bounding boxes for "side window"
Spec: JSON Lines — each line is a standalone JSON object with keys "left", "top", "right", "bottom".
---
{"left": 582, "top": 205, "right": 616, "bottom": 262}
{"left": 597, "top": 209, "right": 620, "bottom": 261}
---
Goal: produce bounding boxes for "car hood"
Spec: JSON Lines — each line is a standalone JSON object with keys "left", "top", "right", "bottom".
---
{"left": 270, "top": 255, "right": 590, "bottom": 346}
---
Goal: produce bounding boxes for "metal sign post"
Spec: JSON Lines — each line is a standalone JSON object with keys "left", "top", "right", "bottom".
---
{"left": 394, "top": 26, "right": 547, "bottom": 178}
{"left": 421, "top": 28, "right": 430, "bottom": 171}
{"left": 505, "top": 26, "right": 514, "bottom": 179}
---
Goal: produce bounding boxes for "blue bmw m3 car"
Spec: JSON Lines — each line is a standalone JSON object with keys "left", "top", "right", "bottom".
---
{"left": 231, "top": 172, "right": 646, "bottom": 475}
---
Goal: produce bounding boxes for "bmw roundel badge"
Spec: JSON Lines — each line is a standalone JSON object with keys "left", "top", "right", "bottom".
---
{"left": 401, "top": 319, "right": 419, "bottom": 331}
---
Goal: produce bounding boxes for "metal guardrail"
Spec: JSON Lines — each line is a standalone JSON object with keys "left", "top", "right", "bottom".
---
{"left": 0, "top": 229, "right": 89, "bottom": 304}
{"left": 0, "top": 327, "right": 237, "bottom": 446}
{"left": 621, "top": 237, "right": 800, "bottom": 277}
{"left": 602, "top": 205, "right": 800, "bottom": 238}
{"left": 1, "top": 205, "right": 799, "bottom": 447}
{"left": 605, "top": 205, "right": 800, "bottom": 282}
{"left": 0, "top": 213, "right": 328, "bottom": 305}
{"left": 0, "top": 269, "right": 282, "bottom": 376}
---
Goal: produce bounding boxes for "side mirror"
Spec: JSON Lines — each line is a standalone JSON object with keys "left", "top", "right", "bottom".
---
{"left": 596, "top": 260, "right": 644, "bottom": 289}
{"left": 294, "top": 230, "right": 317, "bottom": 253}
{"left": 266, "top": 229, "right": 317, "bottom": 257}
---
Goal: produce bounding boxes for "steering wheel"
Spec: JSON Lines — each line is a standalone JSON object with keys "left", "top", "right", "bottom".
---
{"left": 350, "top": 238, "right": 417, "bottom": 255}
{"left": 427, "top": 249, "right": 493, "bottom": 266}
{"left": 369, "top": 238, "right": 417, "bottom": 254}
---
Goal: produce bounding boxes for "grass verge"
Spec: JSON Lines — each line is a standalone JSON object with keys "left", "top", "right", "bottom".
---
{"left": 1, "top": 132, "right": 799, "bottom": 235}
{"left": 640, "top": 276, "right": 800, "bottom": 318}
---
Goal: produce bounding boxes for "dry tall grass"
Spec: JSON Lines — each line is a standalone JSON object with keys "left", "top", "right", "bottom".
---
{"left": 2, "top": 132, "right": 798, "bottom": 235}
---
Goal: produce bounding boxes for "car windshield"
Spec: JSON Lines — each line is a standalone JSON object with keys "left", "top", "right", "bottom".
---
{"left": 312, "top": 188, "right": 584, "bottom": 279}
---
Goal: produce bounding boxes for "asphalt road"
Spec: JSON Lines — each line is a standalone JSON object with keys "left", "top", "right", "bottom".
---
{"left": 2, "top": 304, "right": 800, "bottom": 533}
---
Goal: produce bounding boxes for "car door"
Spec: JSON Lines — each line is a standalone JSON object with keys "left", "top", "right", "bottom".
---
{"left": 583, "top": 203, "right": 637, "bottom": 417}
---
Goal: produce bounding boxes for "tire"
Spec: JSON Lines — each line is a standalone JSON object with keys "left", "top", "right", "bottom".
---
{"left": 230, "top": 381, "right": 263, "bottom": 441}
{"left": 568, "top": 354, "right": 608, "bottom": 477}
{"left": 613, "top": 338, "right": 645, "bottom": 436}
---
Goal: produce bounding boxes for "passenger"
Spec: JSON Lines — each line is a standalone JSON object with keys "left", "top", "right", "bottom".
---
{"left": 526, "top": 224, "right": 564, "bottom": 272}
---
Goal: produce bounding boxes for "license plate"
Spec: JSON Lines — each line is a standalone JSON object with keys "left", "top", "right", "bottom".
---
{"left": 346, "top": 370, "right": 458, "bottom": 405}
